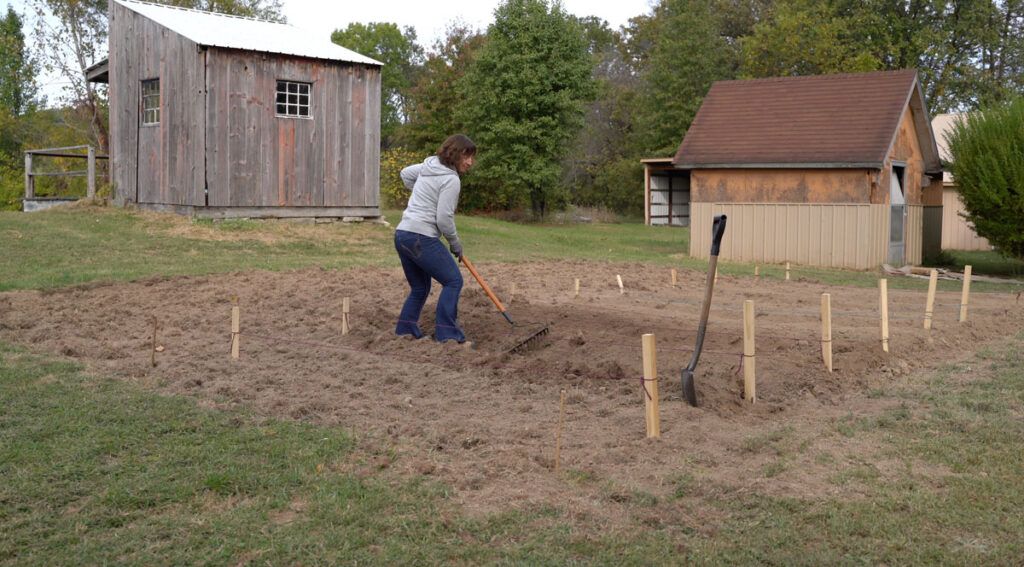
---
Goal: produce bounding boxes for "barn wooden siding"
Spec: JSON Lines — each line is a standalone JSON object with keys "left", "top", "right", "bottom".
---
{"left": 205, "top": 49, "right": 381, "bottom": 211}
{"left": 941, "top": 188, "right": 991, "bottom": 251}
{"left": 689, "top": 202, "right": 895, "bottom": 269}
{"left": 108, "top": 0, "right": 205, "bottom": 206}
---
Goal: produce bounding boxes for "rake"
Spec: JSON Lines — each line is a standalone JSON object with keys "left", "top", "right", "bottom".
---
{"left": 461, "top": 256, "right": 550, "bottom": 354}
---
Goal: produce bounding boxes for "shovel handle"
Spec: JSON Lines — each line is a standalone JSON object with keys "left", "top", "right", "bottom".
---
{"left": 461, "top": 256, "right": 508, "bottom": 315}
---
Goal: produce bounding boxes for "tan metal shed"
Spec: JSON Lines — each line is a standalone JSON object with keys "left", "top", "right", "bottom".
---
{"left": 655, "top": 69, "right": 944, "bottom": 269}
{"left": 931, "top": 113, "right": 992, "bottom": 251}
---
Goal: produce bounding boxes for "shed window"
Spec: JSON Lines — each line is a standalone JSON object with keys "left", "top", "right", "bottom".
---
{"left": 276, "top": 80, "right": 311, "bottom": 118}
{"left": 141, "top": 79, "right": 160, "bottom": 125}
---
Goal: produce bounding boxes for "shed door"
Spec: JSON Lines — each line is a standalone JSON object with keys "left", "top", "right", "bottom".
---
{"left": 888, "top": 167, "right": 906, "bottom": 265}
{"left": 137, "top": 79, "right": 162, "bottom": 204}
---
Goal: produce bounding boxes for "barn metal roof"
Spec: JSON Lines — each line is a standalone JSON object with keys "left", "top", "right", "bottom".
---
{"left": 673, "top": 69, "right": 942, "bottom": 174}
{"left": 114, "top": 0, "right": 382, "bottom": 66}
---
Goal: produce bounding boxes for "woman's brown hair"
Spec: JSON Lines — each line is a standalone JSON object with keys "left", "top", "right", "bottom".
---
{"left": 437, "top": 134, "right": 477, "bottom": 170}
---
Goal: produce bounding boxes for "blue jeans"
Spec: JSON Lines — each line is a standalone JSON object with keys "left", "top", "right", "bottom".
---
{"left": 394, "top": 230, "right": 466, "bottom": 342}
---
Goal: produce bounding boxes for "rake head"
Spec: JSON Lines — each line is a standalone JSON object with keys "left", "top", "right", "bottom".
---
{"left": 507, "top": 325, "right": 550, "bottom": 354}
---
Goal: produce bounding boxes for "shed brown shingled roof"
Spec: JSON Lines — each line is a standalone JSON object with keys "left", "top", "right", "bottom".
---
{"left": 673, "top": 69, "right": 941, "bottom": 173}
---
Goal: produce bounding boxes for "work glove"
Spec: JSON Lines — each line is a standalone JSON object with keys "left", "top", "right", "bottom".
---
{"left": 449, "top": 239, "right": 464, "bottom": 261}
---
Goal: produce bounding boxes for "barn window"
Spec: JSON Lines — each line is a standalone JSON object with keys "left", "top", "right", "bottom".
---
{"left": 276, "top": 80, "right": 311, "bottom": 118}
{"left": 141, "top": 79, "right": 160, "bottom": 125}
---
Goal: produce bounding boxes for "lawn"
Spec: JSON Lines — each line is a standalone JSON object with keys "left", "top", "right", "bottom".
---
{"left": 1, "top": 206, "right": 1021, "bottom": 293}
{"left": 2, "top": 206, "right": 1024, "bottom": 564}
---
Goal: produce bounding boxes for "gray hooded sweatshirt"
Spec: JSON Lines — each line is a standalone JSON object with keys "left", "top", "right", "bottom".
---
{"left": 396, "top": 156, "right": 461, "bottom": 248}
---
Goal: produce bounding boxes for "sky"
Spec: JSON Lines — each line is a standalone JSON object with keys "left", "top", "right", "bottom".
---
{"left": 5, "top": 0, "right": 657, "bottom": 102}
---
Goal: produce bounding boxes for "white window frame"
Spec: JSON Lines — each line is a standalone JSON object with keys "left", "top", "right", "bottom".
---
{"left": 275, "top": 80, "right": 312, "bottom": 119}
{"left": 141, "top": 79, "right": 160, "bottom": 126}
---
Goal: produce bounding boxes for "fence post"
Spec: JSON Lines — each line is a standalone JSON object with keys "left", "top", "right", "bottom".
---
{"left": 641, "top": 333, "right": 660, "bottom": 438}
{"left": 924, "top": 269, "right": 937, "bottom": 330}
{"left": 24, "top": 153, "right": 33, "bottom": 200}
{"left": 87, "top": 146, "right": 97, "bottom": 198}
{"left": 879, "top": 279, "right": 889, "bottom": 353}
{"left": 821, "top": 293, "right": 833, "bottom": 372}
{"left": 959, "top": 265, "right": 972, "bottom": 323}
{"left": 231, "top": 298, "right": 240, "bottom": 360}
{"left": 743, "top": 300, "right": 756, "bottom": 402}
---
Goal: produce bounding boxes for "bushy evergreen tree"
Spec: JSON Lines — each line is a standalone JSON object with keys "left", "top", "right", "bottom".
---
{"left": 458, "top": 0, "right": 594, "bottom": 216}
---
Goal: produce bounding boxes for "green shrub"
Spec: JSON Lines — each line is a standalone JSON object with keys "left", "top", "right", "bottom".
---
{"left": 379, "top": 146, "right": 424, "bottom": 209}
{"left": 946, "top": 97, "right": 1024, "bottom": 260}
{"left": 0, "top": 160, "right": 21, "bottom": 211}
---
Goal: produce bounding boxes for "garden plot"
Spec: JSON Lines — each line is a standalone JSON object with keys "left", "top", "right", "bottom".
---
{"left": 1, "top": 261, "right": 1020, "bottom": 522}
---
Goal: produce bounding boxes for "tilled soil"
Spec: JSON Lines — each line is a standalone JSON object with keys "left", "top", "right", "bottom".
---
{"left": 2, "top": 261, "right": 1020, "bottom": 526}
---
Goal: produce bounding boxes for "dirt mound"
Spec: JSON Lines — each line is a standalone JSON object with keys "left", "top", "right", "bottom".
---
{"left": 2, "top": 261, "right": 1021, "bottom": 522}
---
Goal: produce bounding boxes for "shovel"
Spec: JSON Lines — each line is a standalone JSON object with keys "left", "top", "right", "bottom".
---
{"left": 461, "top": 256, "right": 550, "bottom": 353}
{"left": 681, "top": 214, "right": 728, "bottom": 407}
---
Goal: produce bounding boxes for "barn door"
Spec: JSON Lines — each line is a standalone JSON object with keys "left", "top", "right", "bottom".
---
{"left": 888, "top": 166, "right": 906, "bottom": 265}
{"left": 137, "top": 79, "right": 162, "bottom": 204}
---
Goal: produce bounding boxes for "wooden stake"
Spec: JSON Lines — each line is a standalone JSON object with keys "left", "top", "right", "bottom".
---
{"left": 230, "top": 298, "right": 240, "bottom": 360}
{"left": 714, "top": 266, "right": 719, "bottom": 285}
{"left": 743, "top": 300, "right": 756, "bottom": 403}
{"left": 617, "top": 274, "right": 624, "bottom": 294}
{"left": 671, "top": 269, "right": 678, "bottom": 288}
{"left": 509, "top": 283, "right": 516, "bottom": 305}
{"left": 785, "top": 262, "right": 791, "bottom": 281}
{"left": 574, "top": 278, "right": 580, "bottom": 298}
{"left": 150, "top": 316, "right": 159, "bottom": 368}
{"left": 754, "top": 265, "right": 760, "bottom": 278}
{"left": 924, "top": 269, "right": 938, "bottom": 330}
{"left": 879, "top": 279, "right": 889, "bottom": 353}
{"left": 821, "top": 293, "right": 833, "bottom": 373}
{"left": 959, "top": 265, "right": 972, "bottom": 323}
{"left": 342, "top": 297, "right": 351, "bottom": 336}
{"left": 554, "top": 389, "right": 566, "bottom": 472}
{"left": 641, "top": 334, "right": 660, "bottom": 438}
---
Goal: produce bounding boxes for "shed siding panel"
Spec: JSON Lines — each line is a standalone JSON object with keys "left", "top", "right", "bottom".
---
{"left": 941, "top": 187, "right": 991, "bottom": 250}
{"left": 691, "top": 169, "right": 873, "bottom": 203}
{"left": 109, "top": 2, "right": 203, "bottom": 206}
{"left": 906, "top": 205, "right": 923, "bottom": 265}
{"left": 690, "top": 202, "right": 890, "bottom": 269}
{"left": 206, "top": 49, "right": 379, "bottom": 211}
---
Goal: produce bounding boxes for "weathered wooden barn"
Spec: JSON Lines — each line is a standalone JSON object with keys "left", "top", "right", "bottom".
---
{"left": 87, "top": 0, "right": 383, "bottom": 219}
{"left": 644, "top": 69, "right": 944, "bottom": 269}
{"left": 931, "top": 113, "right": 992, "bottom": 251}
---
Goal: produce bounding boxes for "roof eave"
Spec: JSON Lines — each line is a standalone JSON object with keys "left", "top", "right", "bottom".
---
{"left": 673, "top": 162, "right": 884, "bottom": 170}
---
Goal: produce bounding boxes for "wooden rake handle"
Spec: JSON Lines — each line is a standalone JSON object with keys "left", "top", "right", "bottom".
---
{"left": 460, "top": 256, "right": 513, "bottom": 324}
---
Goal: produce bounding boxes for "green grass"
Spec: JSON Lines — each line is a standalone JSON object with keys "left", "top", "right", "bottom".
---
{"left": 4, "top": 207, "right": 1023, "bottom": 295}
{"left": 3, "top": 332, "right": 1024, "bottom": 563}
{"left": 936, "top": 249, "right": 1024, "bottom": 277}
{"left": 0, "top": 207, "right": 691, "bottom": 291}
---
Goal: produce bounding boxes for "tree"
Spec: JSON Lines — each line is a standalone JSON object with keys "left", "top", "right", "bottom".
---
{"left": 459, "top": 0, "right": 594, "bottom": 215}
{"left": 331, "top": 22, "right": 424, "bottom": 147}
{"left": 164, "top": 0, "right": 285, "bottom": 21}
{"left": 945, "top": 98, "right": 1024, "bottom": 260}
{"left": 632, "top": 0, "right": 738, "bottom": 156}
{"left": 0, "top": 6, "right": 38, "bottom": 117}
{"left": 400, "top": 23, "right": 485, "bottom": 155}
{"left": 740, "top": 0, "right": 879, "bottom": 78}
{"left": 561, "top": 16, "right": 639, "bottom": 210}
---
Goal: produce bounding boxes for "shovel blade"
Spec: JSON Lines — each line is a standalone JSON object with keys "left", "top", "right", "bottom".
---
{"left": 681, "top": 368, "right": 698, "bottom": 407}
